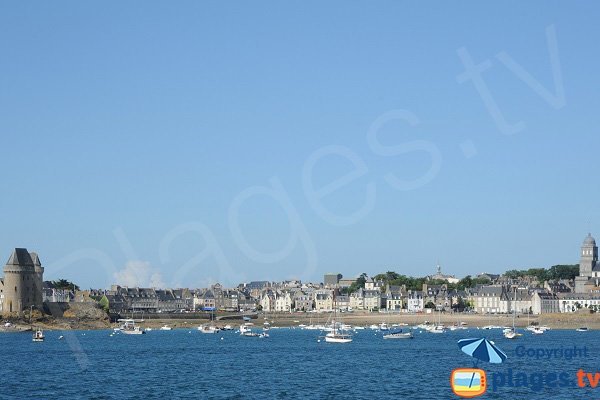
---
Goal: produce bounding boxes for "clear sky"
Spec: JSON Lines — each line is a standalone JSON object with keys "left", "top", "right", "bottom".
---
{"left": 1, "top": 1, "right": 599, "bottom": 289}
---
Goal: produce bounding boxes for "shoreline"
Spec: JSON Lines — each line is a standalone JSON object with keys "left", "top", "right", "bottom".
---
{"left": 2, "top": 311, "right": 598, "bottom": 331}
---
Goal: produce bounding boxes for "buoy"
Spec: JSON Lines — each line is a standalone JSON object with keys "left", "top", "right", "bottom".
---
{"left": 221, "top": 337, "right": 224, "bottom": 340}
{"left": 317, "top": 339, "right": 321, "bottom": 343}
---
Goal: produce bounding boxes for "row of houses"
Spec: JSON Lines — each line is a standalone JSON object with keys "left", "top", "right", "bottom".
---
{"left": 470, "top": 284, "right": 600, "bottom": 315}
{"left": 82, "top": 279, "right": 594, "bottom": 316}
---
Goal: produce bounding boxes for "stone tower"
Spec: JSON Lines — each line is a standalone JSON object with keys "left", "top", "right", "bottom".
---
{"left": 2, "top": 248, "right": 39, "bottom": 314}
{"left": 579, "top": 233, "right": 597, "bottom": 276}
{"left": 30, "top": 252, "right": 44, "bottom": 307}
{"left": 575, "top": 234, "right": 598, "bottom": 293}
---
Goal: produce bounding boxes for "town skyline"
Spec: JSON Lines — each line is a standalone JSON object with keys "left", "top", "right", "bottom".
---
{"left": 3, "top": 231, "right": 591, "bottom": 290}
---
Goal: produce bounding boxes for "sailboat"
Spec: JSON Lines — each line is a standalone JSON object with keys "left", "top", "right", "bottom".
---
{"left": 383, "top": 329, "right": 413, "bottom": 339}
{"left": 429, "top": 309, "right": 446, "bottom": 333}
{"left": 199, "top": 307, "right": 219, "bottom": 333}
{"left": 504, "top": 288, "right": 520, "bottom": 339}
{"left": 322, "top": 291, "right": 352, "bottom": 343}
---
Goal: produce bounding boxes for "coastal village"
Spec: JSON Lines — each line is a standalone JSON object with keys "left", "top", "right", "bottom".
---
{"left": 2, "top": 234, "right": 600, "bottom": 324}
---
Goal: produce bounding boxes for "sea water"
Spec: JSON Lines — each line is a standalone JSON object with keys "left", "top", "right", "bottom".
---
{"left": 1, "top": 328, "right": 598, "bottom": 399}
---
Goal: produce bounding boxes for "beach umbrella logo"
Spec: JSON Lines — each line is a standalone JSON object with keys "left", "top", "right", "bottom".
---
{"left": 458, "top": 337, "right": 507, "bottom": 364}
{"left": 451, "top": 338, "right": 507, "bottom": 398}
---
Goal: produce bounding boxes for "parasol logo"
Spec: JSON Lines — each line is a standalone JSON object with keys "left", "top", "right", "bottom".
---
{"left": 451, "top": 368, "right": 487, "bottom": 398}
{"left": 452, "top": 338, "right": 507, "bottom": 398}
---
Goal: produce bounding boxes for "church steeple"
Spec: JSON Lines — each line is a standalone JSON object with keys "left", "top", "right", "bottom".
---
{"left": 579, "top": 233, "right": 598, "bottom": 276}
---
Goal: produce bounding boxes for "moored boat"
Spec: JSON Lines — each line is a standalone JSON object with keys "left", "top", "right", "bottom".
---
{"left": 199, "top": 325, "right": 219, "bottom": 334}
{"left": 325, "top": 332, "right": 353, "bottom": 343}
{"left": 32, "top": 328, "right": 45, "bottom": 342}
{"left": 119, "top": 319, "right": 145, "bottom": 335}
{"left": 383, "top": 330, "right": 413, "bottom": 339}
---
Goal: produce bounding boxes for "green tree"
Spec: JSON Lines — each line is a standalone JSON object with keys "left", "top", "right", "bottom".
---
{"left": 457, "top": 276, "right": 473, "bottom": 290}
{"left": 52, "top": 279, "right": 80, "bottom": 291}
{"left": 98, "top": 295, "right": 109, "bottom": 313}
{"left": 547, "top": 264, "right": 579, "bottom": 280}
{"left": 471, "top": 277, "right": 491, "bottom": 286}
{"left": 524, "top": 268, "right": 548, "bottom": 282}
{"left": 346, "top": 273, "right": 369, "bottom": 293}
{"left": 424, "top": 301, "right": 436, "bottom": 309}
{"left": 504, "top": 270, "right": 523, "bottom": 279}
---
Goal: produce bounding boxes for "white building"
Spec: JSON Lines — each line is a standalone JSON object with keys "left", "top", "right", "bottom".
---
{"left": 407, "top": 291, "right": 424, "bottom": 313}
{"left": 274, "top": 291, "right": 292, "bottom": 312}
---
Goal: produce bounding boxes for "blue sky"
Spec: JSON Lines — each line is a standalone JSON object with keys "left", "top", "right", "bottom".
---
{"left": 1, "top": 1, "right": 599, "bottom": 288}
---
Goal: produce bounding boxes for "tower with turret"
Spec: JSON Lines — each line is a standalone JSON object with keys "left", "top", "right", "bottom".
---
{"left": 0, "top": 248, "right": 43, "bottom": 314}
{"left": 575, "top": 234, "right": 599, "bottom": 293}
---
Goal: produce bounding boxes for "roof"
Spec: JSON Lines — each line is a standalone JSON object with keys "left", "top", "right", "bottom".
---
{"left": 6, "top": 248, "right": 34, "bottom": 267}
{"left": 30, "top": 252, "right": 42, "bottom": 266}
{"left": 584, "top": 233, "right": 596, "bottom": 246}
{"left": 475, "top": 285, "right": 503, "bottom": 296}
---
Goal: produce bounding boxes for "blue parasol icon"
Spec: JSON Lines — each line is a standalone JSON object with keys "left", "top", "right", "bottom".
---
{"left": 458, "top": 337, "right": 507, "bottom": 364}
{"left": 457, "top": 338, "right": 507, "bottom": 390}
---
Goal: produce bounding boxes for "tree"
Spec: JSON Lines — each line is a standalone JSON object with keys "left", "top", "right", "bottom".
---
{"left": 98, "top": 295, "right": 109, "bottom": 313}
{"left": 346, "top": 273, "right": 369, "bottom": 294}
{"left": 504, "top": 270, "right": 523, "bottom": 279}
{"left": 457, "top": 276, "right": 473, "bottom": 290}
{"left": 424, "top": 301, "right": 436, "bottom": 309}
{"left": 471, "top": 277, "right": 491, "bottom": 286}
{"left": 451, "top": 298, "right": 467, "bottom": 312}
{"left": 52, "top": 279, "right": 80, "bottom": 291}
{"left": 524, "top": 268, "right": 548, "bottom": 283}
{"left": 547, "top": 264, "right": 579, "bottom": 280}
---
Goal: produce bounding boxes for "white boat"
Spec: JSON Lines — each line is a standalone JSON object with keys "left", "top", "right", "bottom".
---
{"left": 325, "top": 332, "right": 353, "bottom": 343}
{"left": 369, "top": 324, "right": 379, "bottom": 330}
{"left": 383, "top": 330, "right": 413, "bottom": 339}
{"left": 503, "top": 289, "right": 520, "bottom": 340}
{"left": 240, "top": 323, "right": 260, "bottom": 337}
{"left": 429, "top": 325, "right": 446, "bottom": 334}
{"left": 119, "top": 319, "right": 145, "bottom": 335}
{"left": 321, "top": 293, "right": 352, "bottom": 343}
{"left": 145, "top": 328, "right": 153, "bottom": 332}
{"left": 32, "top": 328, "right": 45, "bottom": 342}
{"left": 504, "top": 330, "right": 517, "bottom": 339}
{"left": 199, "top": 325, "right": 219, "bottom": 334}
{"left": 379, "top": 322, "right": 390, "bottom": 331}
{"left": 577, "top": 327, "right": 589, "bottom": 332}
{"left": 428, "top": 311, "right": 446, "bottom": 333}
{"left": 159, "top": 325, "right": 173, "bottom": 331}
{"left": 527, "top": 325, "right": 549, "bottom": 332}
{"left": 482, "top": 325, "right": 503, "bottom": 330}
{"left": 222, "top": 325, "right": 234, "bottom": 331}
{"left": 531, "top": 327, "right": 545, "bottom": 335}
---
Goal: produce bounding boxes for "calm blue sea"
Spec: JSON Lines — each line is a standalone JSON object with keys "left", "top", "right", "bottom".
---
{"left": 1, "top": 327, "right": 598, "bottom": 399}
